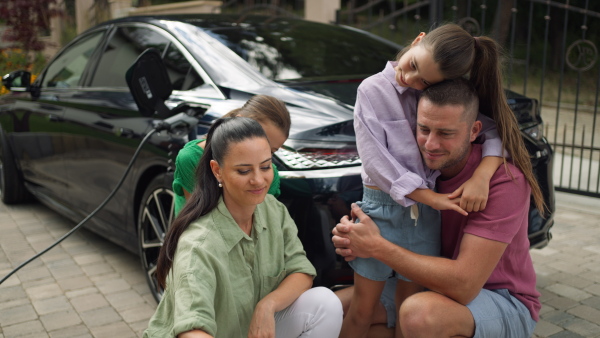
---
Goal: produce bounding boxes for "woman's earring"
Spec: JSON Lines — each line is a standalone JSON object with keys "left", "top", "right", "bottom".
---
{"left": 218, "top": 181, "right": 223, "bottom": 188}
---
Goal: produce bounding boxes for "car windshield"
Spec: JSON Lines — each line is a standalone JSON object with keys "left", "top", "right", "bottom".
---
{"left": 200, "top": 18, "right": 400, "bottom": 82}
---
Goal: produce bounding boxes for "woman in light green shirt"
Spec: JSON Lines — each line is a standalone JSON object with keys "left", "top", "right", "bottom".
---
{"left": 172, "top": 95, "right": 289, "bottom": 216}
{"left": 145, "top": 117, "right": 343, "bottom": 338}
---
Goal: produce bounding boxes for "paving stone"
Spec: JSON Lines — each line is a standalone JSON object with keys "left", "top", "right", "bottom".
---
{"left": 89, "top": 272, "right": 121, "bottom": 283}
{"left": 0, "top": 298, "right": 30, "bottom": 312}
{"left": 39, "top": 309, "right": 82, "bottom": 332}
{"left": 56, "top": 275, "right": 94, "bottom": 291}
{"left": 542, "top": 310, "right": 578, "bottom": 326}
{"left": 88, "top": 321, "right": 136, "bottom": 338}
{"left": 120, "top": 272, "right": 147, "bottom": 286}
{"left": 105, "top": 289, "right": 147, "bottom": 311}
{"left": 546, "top": 283, "right": 593, "bottom": 302}
{"left": 96, "top": 278, "right": 131, "bottom": 295}
{"left": 73, "top": 253, "right": 105, "bottom": 266}
{"left": 80, "top": 262, "right": 115, "bottom": 277}
{"left": 25, "top": 282, "right": 63, "bottom": 300}
{"left": 79, "top": 307, "right": 122, "bottom": 328}
{"left": 546, "top": 296, "right": 580, "bottom": 311}
{"left": 119, "top": 303, "right": 156, "bottom": 324}
{"left": 2, "top": 320, "right": 46, "bottom": 338}
{"left": 564, "top": 318, "right": 600, "bottom": 337}
{"left": 548, "top": 330, "right": 586, "bottom": 337}
{"left": 32, "top": 295, "right": 73, "bottom": 315}
{"left": 0, "top": 304, "right": 38, "bottom": 326}
{"left": 21, "top": 277, "right": 57, "bottom": 290}
{"left": 0, "top": 285, "right": 27, "bottom": 303}
{"left": 581, "top": 296, "right": 600, "bottom": 311}
{"left": 48, "top": 263, "right": 85, "bottom": 280}
{"left": 48, "top": 324, "right": 91, "bottom": 338}
{"left": 65, "top": 287, "right": 99, "bottom": 299}
{"left": 129, "top": 319, "right": 150, "bottom": 336}
{"left": 70, "top": 293, "right": 109, "bottom": 313}
{"left": 584, "top": 283, "right": 600, "bottom": 297}
{"left": 14, "top": 265, "right": 53, "bottom": 282}
{"left": 534, "top": 319, "right": 564, "bottom": 337}
{"left": 567, "top": 305, "right": 600, "bottom": 325}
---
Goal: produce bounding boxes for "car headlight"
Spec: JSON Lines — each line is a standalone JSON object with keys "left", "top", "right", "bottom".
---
{"left": 275, "top": 140, "right": 361, "bottom": 169}
{"left": 522, "top": 123, "right": 543, "bottom": 141}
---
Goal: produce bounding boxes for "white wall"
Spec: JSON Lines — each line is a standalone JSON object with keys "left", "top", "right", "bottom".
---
{"left": 305, "top": 0, "right": 340, "bottom": 24}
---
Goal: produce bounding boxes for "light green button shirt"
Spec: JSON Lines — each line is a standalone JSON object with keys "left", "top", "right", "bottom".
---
{"left": 144, "top": 195, "right": 316, "bottom": 338}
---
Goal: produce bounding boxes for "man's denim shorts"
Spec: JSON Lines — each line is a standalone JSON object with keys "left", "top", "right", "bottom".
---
{"left": 348, "top": 187, "right": 441, "bottom": 281}
{"left": 380, "top": 279, "right": 536, "bottom": 336}
{"left": 467, "top": 288, "right": 537, "bottom": 337}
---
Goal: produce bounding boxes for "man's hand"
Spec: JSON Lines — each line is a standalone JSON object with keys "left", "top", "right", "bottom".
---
{"left": 331, "top": 203, "right": 383, "bottom": 261}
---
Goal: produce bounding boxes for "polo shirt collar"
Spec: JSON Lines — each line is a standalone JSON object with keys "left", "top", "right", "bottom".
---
{"left": 213, "top": 197, "right": 268, "bottom": 252}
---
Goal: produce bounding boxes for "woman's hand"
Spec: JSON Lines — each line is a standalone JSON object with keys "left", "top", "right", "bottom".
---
{"left": 248, "top": 299, "right": 276, "bottom": 338}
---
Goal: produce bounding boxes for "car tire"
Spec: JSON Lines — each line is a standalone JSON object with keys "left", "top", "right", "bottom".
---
{"left": 0, "top": 131, "right": 30, "bottom": 204}
{"left": 137, "top": 173, "right": 175, "bottom": 302}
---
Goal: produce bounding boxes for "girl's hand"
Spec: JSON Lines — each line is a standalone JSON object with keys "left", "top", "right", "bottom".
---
{"left": 407, "top": 188, "right": 467, "bottom": 216}
{"left": 450, "top": 155, "right": 501, "bottom": 212}
{"left": 448, "top": 175, "right": 489, "bottom": 212}
{"left": 248, "top": 300, "right": 276, "bottom": 338}
{"left": 429, "top": 191, "right": 468, "bottom": 216}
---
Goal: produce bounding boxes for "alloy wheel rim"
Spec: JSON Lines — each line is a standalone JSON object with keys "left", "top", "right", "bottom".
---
{"left": 139, "top": 187, "right": 174, "bottom": 300}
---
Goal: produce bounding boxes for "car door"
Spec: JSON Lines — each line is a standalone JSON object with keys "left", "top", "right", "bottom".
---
{"left": 12, "top": 30, "right": 106, "bottom": 207}
{"left": 60, "top": 23, "right": 212, "bottom": 238}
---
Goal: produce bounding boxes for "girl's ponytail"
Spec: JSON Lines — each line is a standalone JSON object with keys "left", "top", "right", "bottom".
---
{"left": 470, "top": 36, "right": 546, "bottom": 214}
{"left": 422, "top": 23, "right": 545, "bottom": 214}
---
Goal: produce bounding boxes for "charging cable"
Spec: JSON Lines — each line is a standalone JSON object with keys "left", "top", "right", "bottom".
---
{"left": 0, "top": 113, "right": 198, "bottom": 285}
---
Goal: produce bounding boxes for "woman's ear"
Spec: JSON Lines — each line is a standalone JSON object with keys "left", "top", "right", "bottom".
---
{"left": 210, "top": 159, "right": 221, "bottom": 182}
{"left": 411, "top": 32, "right": 426, "bottom": 46}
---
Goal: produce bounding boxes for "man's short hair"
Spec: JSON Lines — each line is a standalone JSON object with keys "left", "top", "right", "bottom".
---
{"left": 420, "top": 78, "right": 479, "bottom": 123}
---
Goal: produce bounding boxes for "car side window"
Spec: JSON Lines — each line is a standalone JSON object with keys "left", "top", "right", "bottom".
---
{"left": 42, "top": 31, "right": 105, "bottom": 88}
{"left": 163, "top": 44, "right": 204, "bottom": 91}
{"left": 91, "top": 26, "right": 170, "bottom": 88}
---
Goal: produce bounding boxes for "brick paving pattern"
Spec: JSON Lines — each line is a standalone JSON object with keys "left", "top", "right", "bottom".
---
{"left": 0, "top": 191, "right": 599, "bottom": 337}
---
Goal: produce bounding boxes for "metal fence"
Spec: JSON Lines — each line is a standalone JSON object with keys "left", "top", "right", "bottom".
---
{"left": 218, "top": 0, "right": 600, "bottom": 197}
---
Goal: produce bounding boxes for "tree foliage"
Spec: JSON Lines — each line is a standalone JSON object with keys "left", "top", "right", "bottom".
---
{"left": 0, "top": 0, "right": 62, "bottom": 53}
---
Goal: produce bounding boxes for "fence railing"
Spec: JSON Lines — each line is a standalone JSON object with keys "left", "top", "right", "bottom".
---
{"left": 217, "top": 0, "right": 600, "bottom": 197}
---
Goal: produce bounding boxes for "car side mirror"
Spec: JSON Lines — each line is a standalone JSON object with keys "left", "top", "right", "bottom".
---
{"left": 126, "top": 48, "right": 173, "bottom": 118}
{"left": 2, "top": 70, "right": 31, "bottom": 92}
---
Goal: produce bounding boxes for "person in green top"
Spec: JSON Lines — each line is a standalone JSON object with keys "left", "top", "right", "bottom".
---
{"left": 173, "top": 95, "right": 290, "bottom": 216}
{"left": 145, "top": 117, "right": 343, "bottom": 338}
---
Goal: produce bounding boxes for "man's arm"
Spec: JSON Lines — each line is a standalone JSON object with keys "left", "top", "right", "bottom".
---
{"left": 333, "top": 205, "right": 507, "bottom": 305}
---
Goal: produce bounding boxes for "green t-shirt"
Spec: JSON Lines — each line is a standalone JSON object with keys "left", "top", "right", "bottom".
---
{"left": 143, "top": 195, "right": 316, "bottom": 337}
{"left": 173, "top": 139, "right": 281, "bottom": 216}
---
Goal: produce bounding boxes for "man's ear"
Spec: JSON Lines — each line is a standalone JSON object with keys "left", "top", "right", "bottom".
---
{"left": 411, "top": 32, "right": 426, "bottom": 46}
{"left": 470, "top": 121, "right": 483, "bottom": 142}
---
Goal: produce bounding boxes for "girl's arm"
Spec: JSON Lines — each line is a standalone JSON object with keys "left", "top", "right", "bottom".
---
{"left": 447, "top": 156, "right": 503, "bottom": 212}
{"left": 354, "top": 85, "right": 430, "bottom": 207}
{"left": 248, "top": 273, "right": 313, "bottom": 338}
{"left": 448, "top": 113, "right": 505, "bottom": 212}
{"left": 407, "top": 188, "right": 467, "bottom": 216}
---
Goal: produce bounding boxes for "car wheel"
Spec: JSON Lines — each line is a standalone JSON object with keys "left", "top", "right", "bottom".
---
{"left": 137, "top": 173, "right": 175, "bottom": 302}
{"left": 0, "top": 132, "right": 29, "bottom": 204}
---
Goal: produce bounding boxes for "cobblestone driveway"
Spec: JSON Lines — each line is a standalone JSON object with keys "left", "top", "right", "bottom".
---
{"left": 1, "top": 191, "right": 599, "bottom": 337}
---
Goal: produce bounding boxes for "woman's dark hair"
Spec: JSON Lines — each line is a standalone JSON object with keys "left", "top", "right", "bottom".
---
{"left": 156, "top": 117, "right": 268, "bottom": 288}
